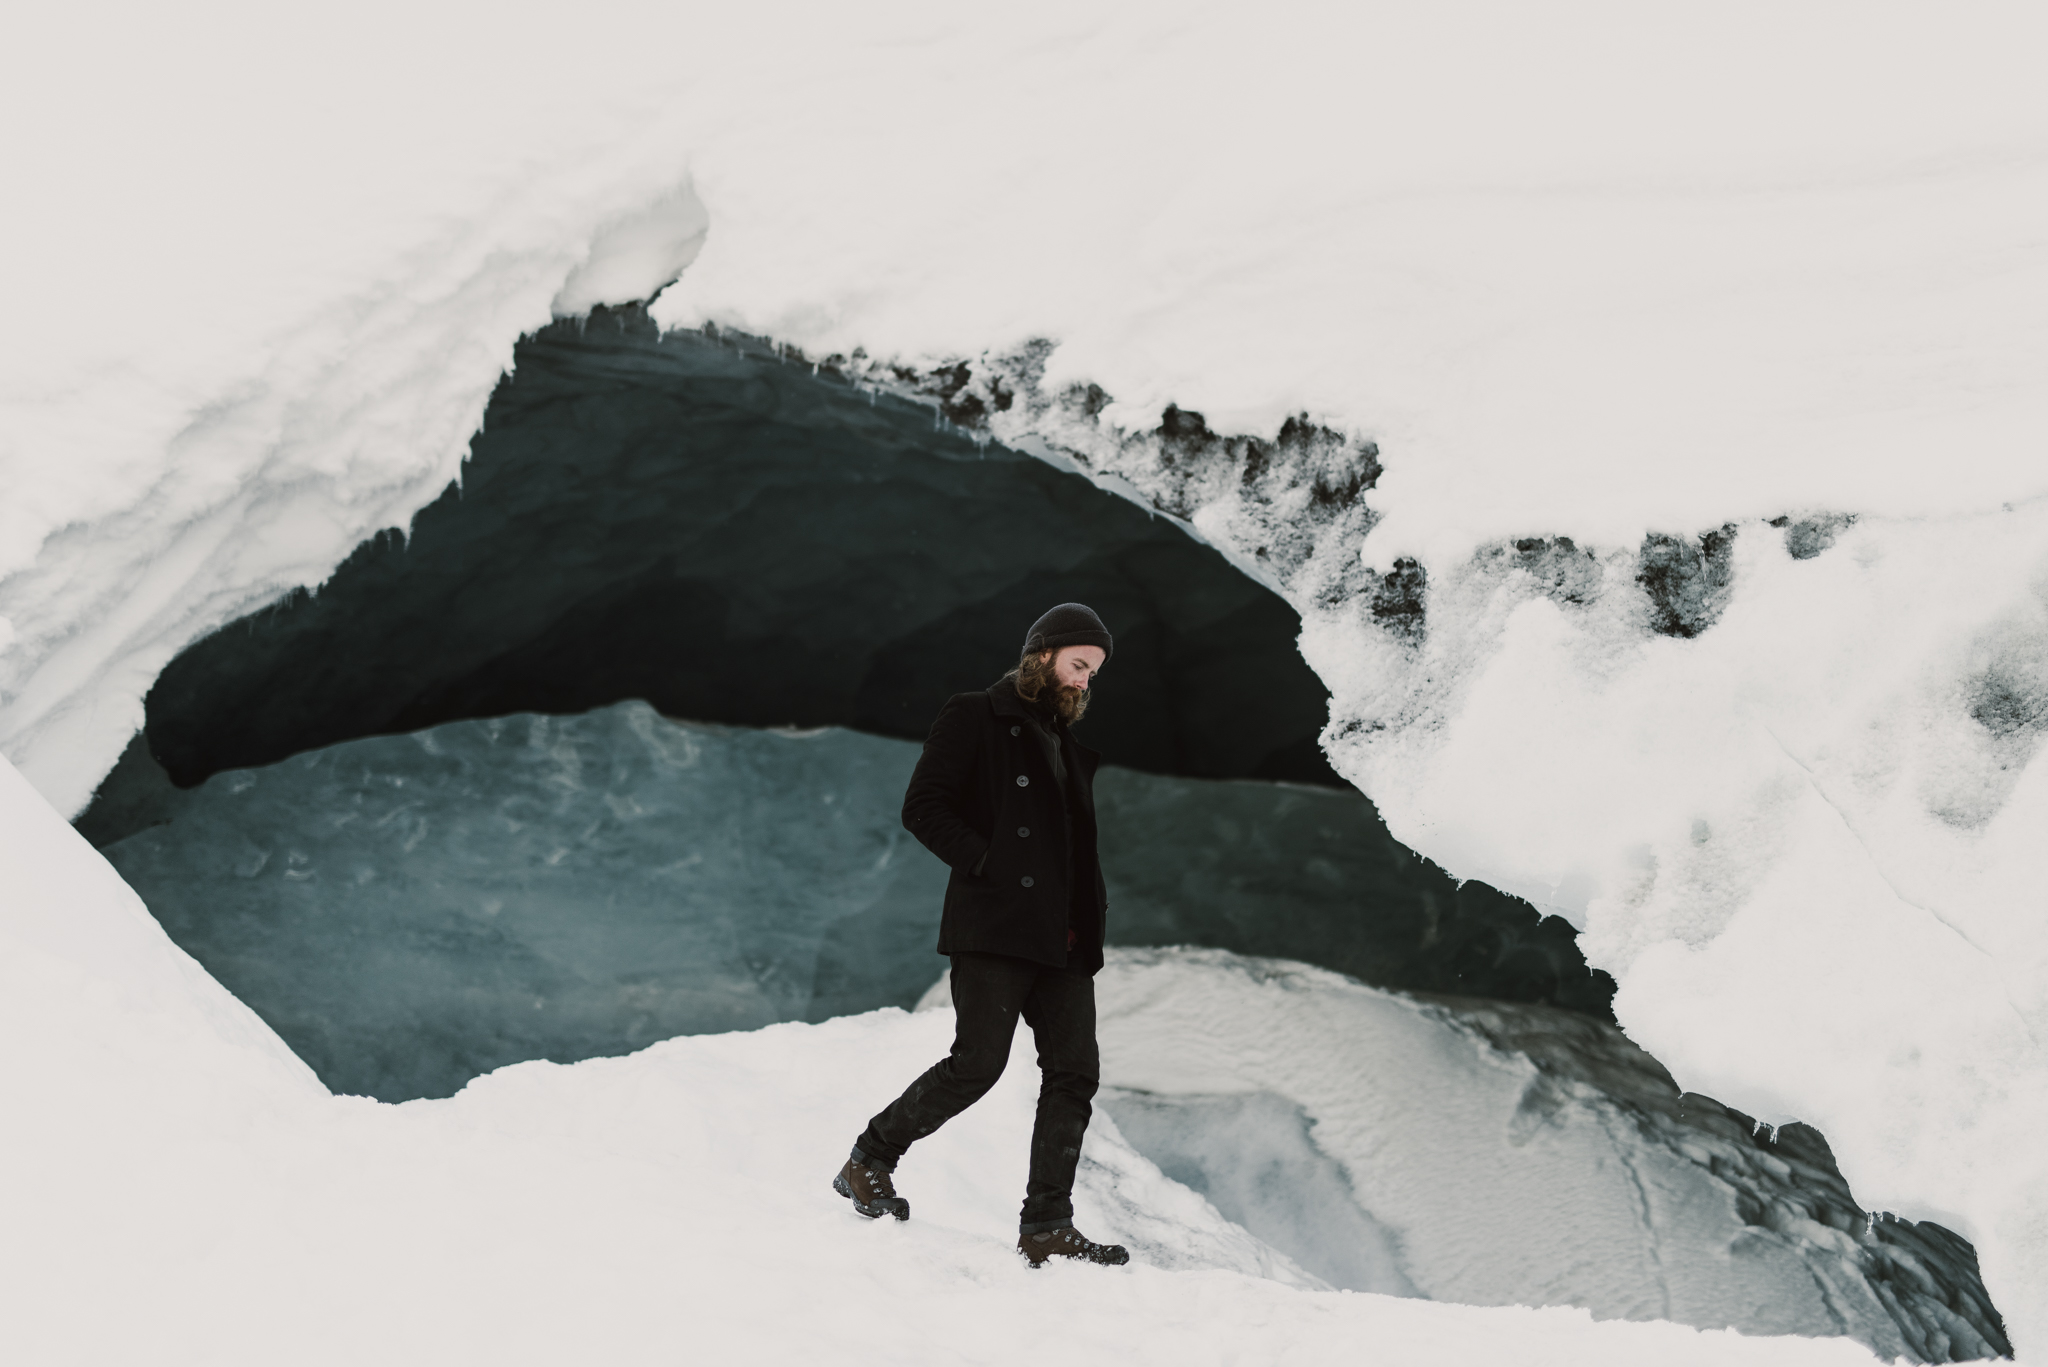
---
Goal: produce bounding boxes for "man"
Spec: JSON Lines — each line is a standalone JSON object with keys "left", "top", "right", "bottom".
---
{"left": 833, "top": 603, "right": 1130, "bottom": 1268}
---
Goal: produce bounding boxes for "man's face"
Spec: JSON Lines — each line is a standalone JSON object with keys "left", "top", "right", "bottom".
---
{"left": 1043, "top": 645, "right": 1106, "bottom": 691}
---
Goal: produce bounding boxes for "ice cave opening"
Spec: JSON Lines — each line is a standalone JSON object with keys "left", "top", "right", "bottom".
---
{"left": 74, "top": 306, "right": 2009, "bottom": 1361}
{"left": 83, "top": 305, "right": 1610, "bottom": 1090}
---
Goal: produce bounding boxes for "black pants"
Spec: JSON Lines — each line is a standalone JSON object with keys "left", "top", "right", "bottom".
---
{"left": 855, "top": 952, "right": 1099, "bottom": 1233}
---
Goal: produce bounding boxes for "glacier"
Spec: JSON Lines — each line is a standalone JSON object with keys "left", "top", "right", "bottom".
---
{"left": 1086, "top": 950, "right": 2006, "bottom": 1360}
{"left": 126, "top": 313, "right": 1343, "bottom": 792}
{"left": 7, "top": 1, "right": 2048, "bottom": 1360}
{"left": 81, "top": 308, "right": 1606, "bottom": 1102}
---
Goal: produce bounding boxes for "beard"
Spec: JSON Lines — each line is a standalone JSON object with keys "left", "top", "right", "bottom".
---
{"left": 1014, "top": 652, "right": 1091, "bottom": 724}
{"left": 1048, "top": 681, "right": 1089, "bottom": 724}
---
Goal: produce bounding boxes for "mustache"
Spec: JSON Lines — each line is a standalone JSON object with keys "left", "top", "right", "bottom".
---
{"left": 1049, "top": 679, "right": 1090, "bottom": 723}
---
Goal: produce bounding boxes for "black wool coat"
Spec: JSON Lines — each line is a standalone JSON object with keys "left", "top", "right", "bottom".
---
{"left": 900, "top": 678, "right": 1108, "bottom": 974}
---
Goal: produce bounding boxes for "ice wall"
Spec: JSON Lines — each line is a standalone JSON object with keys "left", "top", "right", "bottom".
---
{"left": 1083, "top": 950, "right": 2007, "bottom": 1360}
{"left": 95, "top": 702, "right": 1603, "bottom": 1099}
{"left": 134, "top": 314, "right": 1337, "bottom": 790}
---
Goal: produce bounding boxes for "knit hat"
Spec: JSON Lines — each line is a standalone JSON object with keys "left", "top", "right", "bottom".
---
{"left": 1023, "top": 603, "right": 1113, "bottom": 663}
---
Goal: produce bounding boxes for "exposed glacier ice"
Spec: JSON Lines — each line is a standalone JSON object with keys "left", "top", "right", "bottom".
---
{"left": 100, "top": 706, "right": 950, "bottom": 1096}
{"left": 94, "top": 702, "right": 1600, "bottom": 1098}
{"left": 129, "top": 315, "right": 1340, "bottom": 793}
{"left": 1095, "top": 1088, "right": 1421, "bottom": 1298}
{"left": 928, "top": 949, "right": 2007, "bottom": 1360}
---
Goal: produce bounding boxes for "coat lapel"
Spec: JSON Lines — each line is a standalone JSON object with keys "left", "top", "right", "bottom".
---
{"left": 987, "top": 684, "right": 1032, "bottom": 721}
{"left": 1062, "top": 730, "right": 1099, "bottom": 824}
{"left": 987, "top": 677, "right": 1099, "bottom": 823}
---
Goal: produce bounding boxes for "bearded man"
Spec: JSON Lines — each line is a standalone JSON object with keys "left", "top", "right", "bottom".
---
{"left": 833, "top": 603, "right": 1130, "bottom": 1268}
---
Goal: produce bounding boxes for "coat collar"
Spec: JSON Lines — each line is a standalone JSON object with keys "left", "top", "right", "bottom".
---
{"left": 986, "top": 677, "right": 1102, "bottom": 773}
{"left": 986, "top": 676, "right": 1036, "bottom": 721}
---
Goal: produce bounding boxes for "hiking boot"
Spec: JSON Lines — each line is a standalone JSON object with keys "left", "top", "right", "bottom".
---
{"left": 1018, "top": 1226, "right": 1129, "bottom": 1267}
{"left": 833, "top": 1153, "right": 909, "bottom": 1221}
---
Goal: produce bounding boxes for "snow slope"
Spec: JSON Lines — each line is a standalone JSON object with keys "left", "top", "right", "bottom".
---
{"left": 6, "top": 0, "right": 2048, "bottom": 1354}
{"left": 0, "top": 753, "right": 1909, "bottom": 1366}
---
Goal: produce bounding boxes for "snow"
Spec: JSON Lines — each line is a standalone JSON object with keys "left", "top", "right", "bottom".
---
{"left": 6, "top": 0, "right": 2048, "bottom": 1356}
{"left": 0, "top": 754, "right": 1917, "bottom": 1364}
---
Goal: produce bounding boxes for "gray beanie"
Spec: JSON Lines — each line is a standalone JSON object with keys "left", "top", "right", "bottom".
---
{"left": 1023, "top": 603, "right": 1113, "bottom": 662}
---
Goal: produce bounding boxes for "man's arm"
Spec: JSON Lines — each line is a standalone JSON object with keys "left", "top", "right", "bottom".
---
{"left": 901, "top": 693, "right": 989, "bottom": 874}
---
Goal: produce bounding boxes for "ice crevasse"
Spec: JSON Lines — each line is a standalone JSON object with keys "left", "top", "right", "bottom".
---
{"left": 5, "top": 0, "right": 2048, "bottom": 1357}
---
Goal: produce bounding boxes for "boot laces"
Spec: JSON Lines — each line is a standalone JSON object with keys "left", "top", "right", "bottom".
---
{"left": 1061, "top": 1229, "right": 1104, "bottom": 1253}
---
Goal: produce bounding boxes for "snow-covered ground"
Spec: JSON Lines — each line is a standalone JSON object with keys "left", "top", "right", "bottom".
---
{"left": 0, "top": 757, "right": 1946, "bottom": 1364}
{"left": 6, "top": 1, "right": 2048, "bottom": 1356}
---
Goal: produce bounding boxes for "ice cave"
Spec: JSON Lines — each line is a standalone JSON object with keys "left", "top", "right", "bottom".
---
{"left": 6, "top": 6, "right": 2048, "bottom": 1366}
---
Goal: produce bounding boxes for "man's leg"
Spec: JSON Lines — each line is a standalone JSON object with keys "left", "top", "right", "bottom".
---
{"left": 853, "top": 953, "right": 1038, "bottom": 1167}
{"left": 1016, "top": 966, "right": 1100, "bottom": 1234}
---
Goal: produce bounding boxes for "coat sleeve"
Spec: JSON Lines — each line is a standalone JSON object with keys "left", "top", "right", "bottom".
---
{"left": 901, "top": 692, "right": 990, "bottom": 874}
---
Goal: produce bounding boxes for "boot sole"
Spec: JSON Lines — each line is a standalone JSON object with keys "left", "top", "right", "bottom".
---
{"left": 1021, "top": 1253, "right": 1130, "bottom": 1267}
{"left": 1019, "top": 1253, "right": 1131, "bottom": 1267}
{"left": 833, "top": 1171, "right": 909, "bottom": 1221}
{"left": 1018, "top": 1240, "right": 1130, "bottom": 1267}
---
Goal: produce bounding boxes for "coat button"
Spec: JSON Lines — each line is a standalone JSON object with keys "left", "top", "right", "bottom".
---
{"left": 1016, "top": 775, "right": 1029, "bottom": 787}
{"left": 1017, "top": 826, "right": 1030, "bottom": 837}
{"left": 1011, "top": 725, "right": 1021, "bottom": 736}
{"left": 1020, "top": 876, "right": 1035, "bottom": 888}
